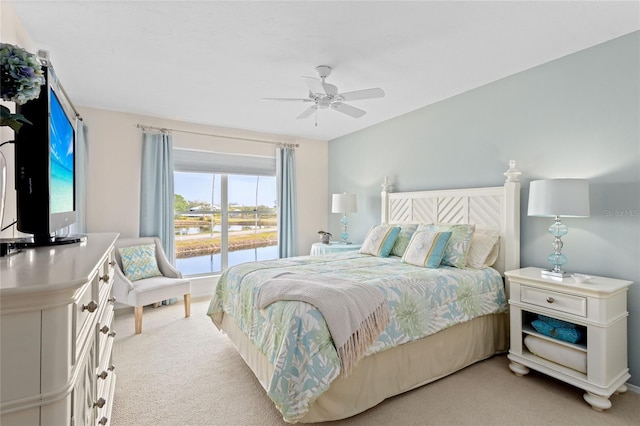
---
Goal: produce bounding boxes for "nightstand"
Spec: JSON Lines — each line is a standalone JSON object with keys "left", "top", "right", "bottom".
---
{"left": 310, "top": 241, "right": 362, "bottom": 255}
{"left": 505, "top": 267, "right": 632, "bottom": 411}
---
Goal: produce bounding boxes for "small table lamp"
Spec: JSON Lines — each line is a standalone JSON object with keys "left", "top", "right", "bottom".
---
{"left": 528, "top": 179, "right": 590, "bottom": 277}
{"left": 332, "top": 193, "right": 357, "bottom": 244}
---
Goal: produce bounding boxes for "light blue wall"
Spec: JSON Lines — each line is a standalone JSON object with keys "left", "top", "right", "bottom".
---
{"left": 329, "top": 32, "right": 640, "bottom": 386}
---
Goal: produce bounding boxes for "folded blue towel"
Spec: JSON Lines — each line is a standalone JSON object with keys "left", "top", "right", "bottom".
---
{"left": 538, "top": 315, "right": 577, "bottom": 329}
{"left": 531, "top": 319, "right": 582, "bottom": 344}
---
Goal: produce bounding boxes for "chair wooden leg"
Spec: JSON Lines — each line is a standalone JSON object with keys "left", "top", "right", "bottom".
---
{"left": 184, "top": 294, "right": 191, "bottom": 318}
{"left": 134, "top": 306, "right": 143, "bottom": 334}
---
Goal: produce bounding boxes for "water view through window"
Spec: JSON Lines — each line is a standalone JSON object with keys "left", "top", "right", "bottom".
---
{"left": 174, "top": 172, "right": 278, "bottom": 276}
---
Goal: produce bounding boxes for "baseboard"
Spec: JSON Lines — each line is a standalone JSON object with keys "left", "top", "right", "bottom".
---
{"left": 627, "top": 382, "right": 640, "bottom": 393}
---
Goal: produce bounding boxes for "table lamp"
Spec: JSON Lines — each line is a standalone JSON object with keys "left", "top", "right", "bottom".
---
{"left": 332, "top": 193, "right": 357, "bottom": 243}
{"left": 528, "top": 179, "right": 590, "bottom": 277}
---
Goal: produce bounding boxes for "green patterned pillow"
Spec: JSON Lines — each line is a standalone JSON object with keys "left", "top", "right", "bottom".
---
{"left": 118, "top": 244, "right": 162, "bottom": 281}
{"left": 417, "top": 223, "right": 475, "bottom": 268}
{"left": 390, "top": 224, "right": 419, "bottom": 257}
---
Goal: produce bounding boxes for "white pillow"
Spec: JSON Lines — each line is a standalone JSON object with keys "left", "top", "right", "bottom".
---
{"left": 466, "top": 229, "right": 500, "bottom": 269}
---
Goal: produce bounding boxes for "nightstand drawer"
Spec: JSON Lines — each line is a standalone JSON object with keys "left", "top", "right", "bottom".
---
{"left": 521, "top": 286, "right": 587, "bottom": 317}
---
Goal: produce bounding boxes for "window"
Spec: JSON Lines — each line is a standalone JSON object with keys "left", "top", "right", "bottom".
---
{"left": 173, "top": 149, "right": 278, "bottom": 276}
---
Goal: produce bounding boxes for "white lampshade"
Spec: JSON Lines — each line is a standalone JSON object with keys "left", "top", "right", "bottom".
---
{"left": 332, "top": 193, "right": 357, "bottom": 214}
{"left": 528, "top": 179, "right": 590, "bottom": 217}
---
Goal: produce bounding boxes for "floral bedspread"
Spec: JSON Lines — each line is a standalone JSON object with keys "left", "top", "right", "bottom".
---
{"left": 206, "top": 252, "right": 507, "bottom": 422}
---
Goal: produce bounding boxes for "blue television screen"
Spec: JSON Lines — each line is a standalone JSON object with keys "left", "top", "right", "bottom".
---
{"left": 49, "top": 89, "right": 74, "bottom": 214}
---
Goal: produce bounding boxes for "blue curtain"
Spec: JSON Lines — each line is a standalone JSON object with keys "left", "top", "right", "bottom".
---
{"left": 277, "top": 145, "right": 297, "bottom": 257}
{"left": 70, "top": 119, "right": 88, "bottom": 234}
{"left": 140, "top": 131, "right": 175, "bottom": 263}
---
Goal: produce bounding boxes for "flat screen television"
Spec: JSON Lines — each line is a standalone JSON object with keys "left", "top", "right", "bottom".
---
{"left": 14, "top": 63, "right": 83, "bottom": 246}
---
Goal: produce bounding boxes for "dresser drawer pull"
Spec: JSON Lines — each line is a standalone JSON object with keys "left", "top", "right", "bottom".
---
{"left": 99, "top": 274, "right": 110, "bottom": 282}
{"left": 108, "top": 364, "right": 116, "bottom": 371}
{"left": 82, "top": 300, "right": 98, "bottom": 313}
{"left": 98, "top": 417, "right": 108, "bottom": 425}
{"left": 109, "top": 260, "right": 116, "bottom": 267}
{"left": 108, "top": 296, "right": 116, "bottom": 304}
{"left": 108, "top": 330, "right": 116, "bottom": 338}
{"left": 546, "top": 297, "right": 555, "bottom": 304}
{"left": 93, "top": 398, "right": 106, "bottom": 409}
{"left": 98, "top": 370, "right": 109, "bottom": 380}
{"left": 100, "top": 325, "right": 110, "bottom": 334}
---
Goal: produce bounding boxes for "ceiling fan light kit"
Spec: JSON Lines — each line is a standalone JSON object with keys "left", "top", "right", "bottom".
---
{"left": 264, "top": 65, "right": 385, "bottom": 125}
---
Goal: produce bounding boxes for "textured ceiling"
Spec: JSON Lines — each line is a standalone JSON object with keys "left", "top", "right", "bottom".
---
{"left": 10, "top": 1, "right": 640, "bottom": 141}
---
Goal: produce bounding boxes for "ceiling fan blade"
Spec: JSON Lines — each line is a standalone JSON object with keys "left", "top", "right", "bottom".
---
{"left": 331, "top": 102, "right": 366, "bottom": 118}
{"left": 262, "top": 97, "right": 313, "bottom": 102}
{"left": 339, "top": 88, "right": 385, "bottom": 102}
{"left": 296, "top": 106, "right": 316, "bottom": 119}
{"left": 302, "top": 76, "right": 326, "bottom": 95}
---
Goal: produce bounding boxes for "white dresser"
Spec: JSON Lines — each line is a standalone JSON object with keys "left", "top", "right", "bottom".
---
{"left": 1, "top": 233, "right": 119, "bottom": 426}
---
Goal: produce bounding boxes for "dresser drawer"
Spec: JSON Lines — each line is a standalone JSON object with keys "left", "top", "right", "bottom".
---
{"left": 520, "top": 285, "right": 587, "bottom": 317}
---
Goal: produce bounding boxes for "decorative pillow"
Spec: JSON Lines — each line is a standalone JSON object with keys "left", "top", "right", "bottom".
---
{"left": 466, "top": 229, "right": 500, "bottom": 269}
{"left": 359, "top": 225, "right": 401, "bottom": 257}
{"left": 417, "top": 223, "right": 475, "bottom": 268}
{"left": 401, "top": 231, "right": 452, "bottom": 268}
{"left": 390, "top": 224, "right": 419, "bottom": 257}
{"left": 118, "top": 244, "right": 162, "bottom": 282}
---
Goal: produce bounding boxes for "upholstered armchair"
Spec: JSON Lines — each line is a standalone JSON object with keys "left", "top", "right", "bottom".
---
{"left": 113, "top": 237, "right": 191, "bottom": 334}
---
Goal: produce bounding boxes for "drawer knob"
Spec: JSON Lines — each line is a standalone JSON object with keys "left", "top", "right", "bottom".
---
{"left": 108, "top": 364, "right": 116, "bottom": 372}
{"left": 109, "top": 260, "right": 116, "bottom": 267}
{"left": 546, "top": 297, "right": 555, "bottom": 304}
{"left": 108, "top": 296, "right": 116, "bottom": 304}
{"left": 99, "top": 274, "right": 110, "bottom": 282}
{"left": 82, "top": 300, "right": 98, "bottom": 313}
{"left": 108, "top": 330, "right": 117, "bottom": 338}
{"left": 93, "top": 398, "right": 106, "bottom": 408}
{"left": 98, "top": 417, "right": 108, "bottom": 425}
{"left": 98, "top": 370, "right": 109, "bottom": 380}
{"left": 100, "top": 325, "right": 110, "bottom": 334}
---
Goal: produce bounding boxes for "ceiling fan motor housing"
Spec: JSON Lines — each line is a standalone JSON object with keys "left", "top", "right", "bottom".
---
{"left": 315, "top": 65, "right": 332, "bottom": 79}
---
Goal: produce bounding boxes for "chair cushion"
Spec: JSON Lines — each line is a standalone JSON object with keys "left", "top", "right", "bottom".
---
{"left": 118, "top": 244, "right": 163, "bottom": 281}
{"left": 128, "top": 276, "right": 191, "bottom": 308}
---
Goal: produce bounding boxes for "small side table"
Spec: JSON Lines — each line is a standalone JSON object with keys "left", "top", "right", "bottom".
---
{"left": 505, "top": 267, "right": 632, "bottom": 411}
{"left": 310, "top": 241, "right": 362, "bottom": 255}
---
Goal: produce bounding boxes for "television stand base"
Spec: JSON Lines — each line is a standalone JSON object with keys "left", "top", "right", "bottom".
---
{"left": 22, "top": 234, "right": 87, "bottom": 247}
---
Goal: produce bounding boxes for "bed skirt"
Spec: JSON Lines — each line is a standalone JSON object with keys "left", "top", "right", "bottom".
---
{"left": 219, "top": 311, "right": 509, "bottom": 423}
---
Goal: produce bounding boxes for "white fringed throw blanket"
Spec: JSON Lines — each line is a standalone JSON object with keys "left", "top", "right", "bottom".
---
{"left": 257, "top": 273, "right": 390, "bottom": 377}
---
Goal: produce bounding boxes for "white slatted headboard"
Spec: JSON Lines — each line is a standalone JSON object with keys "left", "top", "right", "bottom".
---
{"left": 381, "top": 161, "right": 521, "bottom": 275}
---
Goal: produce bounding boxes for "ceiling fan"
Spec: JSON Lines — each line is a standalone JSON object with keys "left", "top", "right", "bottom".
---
{"left": 263, "top": 65, "right": 385, "bottom": 123}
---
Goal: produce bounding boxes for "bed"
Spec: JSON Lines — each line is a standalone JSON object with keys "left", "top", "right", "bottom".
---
{"left": 207, "top": 161, "right": 522, "bottom": 423}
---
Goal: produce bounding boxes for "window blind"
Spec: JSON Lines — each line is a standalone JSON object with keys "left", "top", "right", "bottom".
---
{"left": 173, "top": 148, "right": 276, "bottom": 176}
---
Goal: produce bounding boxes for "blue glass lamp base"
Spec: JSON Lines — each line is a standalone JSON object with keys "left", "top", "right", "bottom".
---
{"left": 340, "top": 214, "right": 351, "bottom": 244}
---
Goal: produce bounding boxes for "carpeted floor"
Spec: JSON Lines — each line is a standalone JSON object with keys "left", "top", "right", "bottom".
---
{"left": 112, "top": 298, "right": 639, "bottom": 425}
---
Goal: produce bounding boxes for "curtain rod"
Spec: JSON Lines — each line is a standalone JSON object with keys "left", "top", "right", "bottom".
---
{"left": 136, "top": 124, "right": 299, "bottom": 147}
